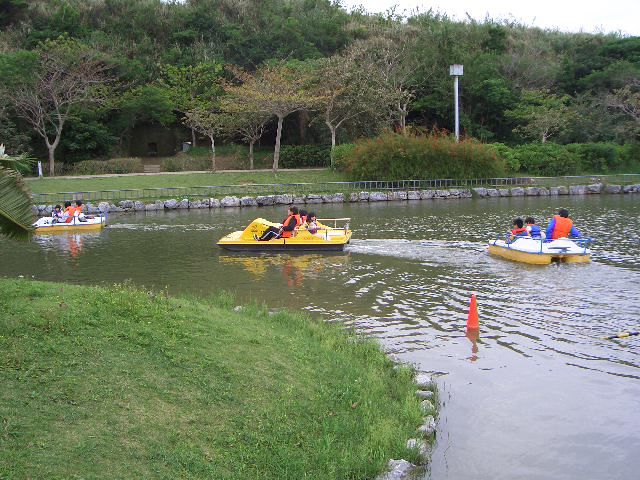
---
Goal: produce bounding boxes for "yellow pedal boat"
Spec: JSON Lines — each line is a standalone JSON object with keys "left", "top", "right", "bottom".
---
{"left": 217, "top": 218, "right": 352, "bottom": 252}
{"left": 488, "top": 236, "right": 591, "bottom": 265}
{"left": 33, "top": 214, "right": 107, "bottom": 234}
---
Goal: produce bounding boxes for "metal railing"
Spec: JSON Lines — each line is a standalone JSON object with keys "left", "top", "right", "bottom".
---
{"left": 30, "top": 174, "right": 640, "bottom": 205}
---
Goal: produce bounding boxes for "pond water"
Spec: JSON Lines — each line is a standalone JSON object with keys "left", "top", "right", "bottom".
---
{"left": 2, "top": 195, "right": 639, "bottom": 480}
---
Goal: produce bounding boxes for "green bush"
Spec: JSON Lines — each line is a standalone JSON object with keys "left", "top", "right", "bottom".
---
{"left": 279, "top": 145, "right": 330, "bottom": 168}
{"left": 566, "top": 143, "right": 621, "bottom": 173}
{"left": 490, "top": 143, "right": 520, "bottom": 173}
{"left": 342, "top": 132, "right": 505, "bottom": 180}
{"left": 331, "top": 143, "right": 355, "bottom": 171}
{"left": 512, "top": 143, "right": 580, "bottom": 176}
{"left": 70, "top": 158, "right": 144, "bottom": 175}
{"left": 617, "top": 143, "right": 640, "bottom": 171}
{"left": 161, "top": 155, "right": 212, "bottom": 172}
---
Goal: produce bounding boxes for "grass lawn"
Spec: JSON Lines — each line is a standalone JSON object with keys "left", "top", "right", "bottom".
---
{"left": 0, "top": 279, "right": 428, "bottom": 479}
{"left": 25, "top": 170, "right": 347, "bottom": 195}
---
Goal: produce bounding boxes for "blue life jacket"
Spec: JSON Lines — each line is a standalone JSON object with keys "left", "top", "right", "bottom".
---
{"left": 528, "top": 224, "right": 542, "bottom": 238}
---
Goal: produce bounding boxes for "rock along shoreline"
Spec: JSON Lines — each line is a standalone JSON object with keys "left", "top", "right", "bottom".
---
{"left": 31, "top": 182, "right": 640, "bottom": 217}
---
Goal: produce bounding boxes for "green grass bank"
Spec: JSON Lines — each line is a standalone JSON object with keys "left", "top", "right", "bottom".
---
{"left": 0, "top": 279, "right": 425, "bottom": 479}
{"left": 25, "top": 170, "right": 347, "bottom": 196}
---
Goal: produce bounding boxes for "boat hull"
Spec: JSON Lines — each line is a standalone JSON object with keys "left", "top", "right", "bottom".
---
{"left": 218, "top": 242, "right": 347, "bottom": 252}
{"left": 34, "top": 216, "right": 106, "bottom": 234}
{"left": 488, "top": 237, "right": 591, "bottom": 265}
{"left": 488, "top": 244, "right": 590, "bottom": 265}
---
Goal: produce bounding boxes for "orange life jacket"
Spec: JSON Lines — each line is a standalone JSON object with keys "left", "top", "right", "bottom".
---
{"left": 280, "top": 214, "right": 300, "bottom": 238}
{"left": 551, "top": 216, "right": 573, "bottom": 239}
{"left": 64, "top": 206, "right": 76, "bottom": 223}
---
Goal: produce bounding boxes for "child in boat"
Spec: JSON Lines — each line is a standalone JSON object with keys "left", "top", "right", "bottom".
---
{"left": 75, "top": 200, "right": 88, "bottom": 222}
{"left": 545, "top": 208, "right": 581, "bottom": 240}
{"left": 510, "top": 218, "right": 528, "bottom": 241}
{"left": 525, "top": 217, "right": 544, "bottom": 239}
{"left": 306, "top": 212, "right": 327, "bottom": 237}
{"left": 299, "top": 209, "right": 308, "bottom": 227}
{"left": 51, "top": 205, "right": 63, "bottom": 223}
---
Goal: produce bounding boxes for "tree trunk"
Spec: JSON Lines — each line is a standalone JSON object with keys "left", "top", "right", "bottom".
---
{"left": 249, "top": 140, "right": 255, "bottom": 170}
{"left": 191, "top": 127, "right": 197, "bottom": 148}
{"left": 273, "top": 114, "right": 284, "bottom": 172}
{"left": 209, "top": 135, "right": 216, "bottom": 171}
{"left": 48, "top": 145, "right": 56, "bottom": 176}
{"left": 46, "top": 133, "right": 61, "bottom": 176}
{"left": 328, "top": 123, "right": 337, "bottom": 168}
{"left": 298, "top": 110, "right": 309, "bottom": 143}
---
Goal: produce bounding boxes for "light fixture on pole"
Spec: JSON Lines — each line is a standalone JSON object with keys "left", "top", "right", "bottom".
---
{"left": 449, "top": 64, "right": 463, "bottom": 141}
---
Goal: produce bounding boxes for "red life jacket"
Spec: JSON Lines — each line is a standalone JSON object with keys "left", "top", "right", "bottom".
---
{"left": 551, "top": 216, "right": 573, "bottom": 239}
{"left": 280, "top": 214, "right": 300, "bottom": 238}
{"left": 511, "top": 226, "right": 528, "bottom": 236}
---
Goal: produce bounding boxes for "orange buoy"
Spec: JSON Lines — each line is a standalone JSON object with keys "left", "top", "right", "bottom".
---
{"left": 467, "top": 294, "right": 479, "bottom": 330}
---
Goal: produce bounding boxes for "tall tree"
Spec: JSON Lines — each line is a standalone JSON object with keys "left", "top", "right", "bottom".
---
{"left": 606, "top": 78, "right": 640, "bottom": 124}
{"left": 505, "top": 90, "right": 572, "bottom": 143}
{"left": 312, "top": 53, "right": 385, "bottom": 162}
{"left": 7, "top": 38, "right": 110, "bottom": 176}
{"left": 225, "top": 62, "right": 324, "bottom": 171}
{"left": 221, "top": 106, "right": 271, "bottom": 170}
{"left": 158, "top": 62, "right": 223, "bottom": 147}
{"left": 182, "top": 109, "right": 230, "bottom": 171}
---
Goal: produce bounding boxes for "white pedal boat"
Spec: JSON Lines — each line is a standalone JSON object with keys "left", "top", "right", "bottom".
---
{"left": 33, "top": 214, "right": 107, "bottom": 234}
{"left": 488, "top": 236, "right": 591, "bottom": 264}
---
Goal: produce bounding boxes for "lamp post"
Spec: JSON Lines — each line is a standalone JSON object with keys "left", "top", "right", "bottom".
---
{"left": 449, "top": 64, "right": 463, "bottom": 141}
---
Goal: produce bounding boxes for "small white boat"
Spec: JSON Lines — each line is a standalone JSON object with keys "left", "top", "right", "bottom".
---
{"left": 33, "top": 214, "right": 107, "bottom": 234}
{"left": 488, "top": 236, "right": 591, "bottom": 264}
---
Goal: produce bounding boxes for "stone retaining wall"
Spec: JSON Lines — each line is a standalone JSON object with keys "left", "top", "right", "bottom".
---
{"left": 32, "top": 182, "right": 640, "bottom": 216}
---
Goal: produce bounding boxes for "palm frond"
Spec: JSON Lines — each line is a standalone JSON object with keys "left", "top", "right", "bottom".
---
{"left": 0, "top": 153, "right": 35, "bottom": 175}
{"left": 0, "top": 166, "right": 35, "bottom": 240}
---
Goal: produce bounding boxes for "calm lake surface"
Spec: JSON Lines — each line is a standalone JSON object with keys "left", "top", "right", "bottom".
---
{"left": 2, "top": 195, "right": 639, "bottom": 480}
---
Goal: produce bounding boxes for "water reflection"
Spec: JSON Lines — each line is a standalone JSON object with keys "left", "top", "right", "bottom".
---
{"left": 219, "top": 252, "right": 350, "bottom": 287}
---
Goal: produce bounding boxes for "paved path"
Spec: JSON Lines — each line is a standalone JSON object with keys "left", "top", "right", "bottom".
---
{"left": 25, "top": 168, "right": 327, "bottom": 182}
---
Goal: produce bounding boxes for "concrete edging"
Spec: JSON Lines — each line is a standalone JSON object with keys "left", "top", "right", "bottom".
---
{"left": 32, "top": 183, "right": 640, "bottom": 216}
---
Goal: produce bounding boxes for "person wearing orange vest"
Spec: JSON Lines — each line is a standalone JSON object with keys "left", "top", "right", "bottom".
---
{"left": 545, "top": 208, "right": 581, "bottom": 240}
{"left": 257, "top": 206, "right": 301, "bottom": 241}
{"left": 62, "top": 201, "right": 76, "bottom": 223}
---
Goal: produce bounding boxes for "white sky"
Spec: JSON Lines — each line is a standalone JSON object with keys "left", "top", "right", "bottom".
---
{"left": 340, "top": 0, "right": 640, "bottom": 36}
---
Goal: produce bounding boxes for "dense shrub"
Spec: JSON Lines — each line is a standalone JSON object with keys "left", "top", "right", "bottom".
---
{"left": 70, "top": 158, "right": 144, "bottom": 175}
{"left": 618, "top": 143, "right": 640, "bottom": 170}
{"left": 331, "top": 143, "right": 355, "bottom": 171}
{"left": 490, "top": 143, "right": 519, "bottom": 173}
{"left": 161, "top": 156, "right": 212, "bottom": 172}
{"left": 342, "top": 132, "right": 505, "bottom": 180}
{"left": 566, "top": 143, "right": 621, "bottom": 173}
{"left": 279, "top": 145, "right": 330, "bottom": 168}
{"left": 511, "top": 143, "right": 580, "bottom": 176}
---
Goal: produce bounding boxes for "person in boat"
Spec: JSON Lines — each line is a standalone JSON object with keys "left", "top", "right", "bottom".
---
{"left": 75, "top": 200, "right": 88, "bottom": 222}
{"left": 257, "top": 205, "right": 301, "bottom": 241}
{"left": 525, "top": 217, "right": 545, "bottom": 239}
{"left": 299, "top": 209, "right": 308, "bottom": 226}
{"left": 61, "top": 201, "right": 76, "bottom": 223}
{"left": 509, "top": 218, "right": 528, "bottom": 241}
{"left": 51, "top": 205, "right": 63, "bottom": 223}
{"left": 545, "top": 208, "right": 581, "bottom": 240}
{"left": 306, "top": 212, "right": 327, "bottom": 236}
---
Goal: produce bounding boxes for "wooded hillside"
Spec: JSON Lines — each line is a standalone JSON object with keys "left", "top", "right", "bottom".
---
{"left": 0, "top": 0, "right": 638, "bottom": 172}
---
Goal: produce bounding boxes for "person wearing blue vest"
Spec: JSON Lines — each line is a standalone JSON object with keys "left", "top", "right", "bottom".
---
{"left": 525, "top": 217, "right": 544, "bottom": 239}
